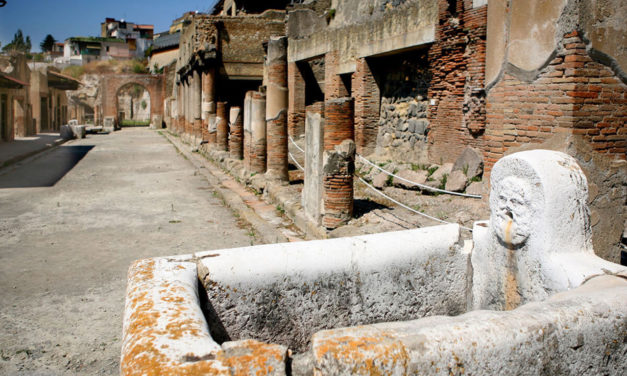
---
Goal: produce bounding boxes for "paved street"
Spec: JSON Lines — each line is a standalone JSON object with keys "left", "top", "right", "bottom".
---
{"left": 0, "top": 128, "right": 258, "bottom": 375}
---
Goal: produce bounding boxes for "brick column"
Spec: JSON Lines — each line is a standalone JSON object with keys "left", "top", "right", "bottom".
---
{"left": 192, "top": 70, "right": 202, "bottom": 141}
{"left": 288, "top": 62, "right": 306, "bottom": 138}
{"left": 353, "top": 58, "right": 380, "bottom": 156}
{"left": 202, "top": 67, "right": 216, "bottom": 142}
{"left": 216, "top": 101, "right": 228, "bottom": 151}
{"left": 229, "top": 106, "right": 243, "bottom": 160}
{"left": 322, "top": 97, "right": 355, "bottom": 229}
{"left": 265, "top": 36, "right": 289, "bottom": 182}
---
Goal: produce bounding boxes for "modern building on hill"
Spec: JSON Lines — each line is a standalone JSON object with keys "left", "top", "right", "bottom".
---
{"left": 101, "top": 18, "right": 154, "bottom": 58}
{"left": 63, "top": 37, "right": 131, "bottom": 65}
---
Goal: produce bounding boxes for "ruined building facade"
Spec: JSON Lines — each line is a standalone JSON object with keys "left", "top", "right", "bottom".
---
{"left": 164, "top": 0, "right": 626, "bottom": 260}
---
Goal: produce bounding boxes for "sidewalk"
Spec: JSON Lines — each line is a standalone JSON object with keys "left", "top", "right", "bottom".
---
{"left": 0, "top": 133, "right": 65, "bottom": 168}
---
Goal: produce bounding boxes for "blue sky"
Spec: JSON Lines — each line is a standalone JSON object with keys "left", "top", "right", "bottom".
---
{"left": 0, "top": 0, "right": 218, "bottom": 52}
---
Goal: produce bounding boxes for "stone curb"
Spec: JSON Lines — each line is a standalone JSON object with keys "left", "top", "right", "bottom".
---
{"left": 201, "top": 144, "right": 327, "bottom": 240}
{"left": 0, "top": 137, "right": 68, "bottom": 172}
{"left": 160, "top": 131, "right": 291, "bottom": 244}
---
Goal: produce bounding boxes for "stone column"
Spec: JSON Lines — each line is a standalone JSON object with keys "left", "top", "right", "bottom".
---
{"left": 302, "top": 102, "right": 324, "bottom": 225}
{"left": 243, "top": 91, "right": 253, "bottom": 170}
{"left": 322, "top": 97, "right": 355, "bottom": 230}
{"left": 250, "top": 91, "right": 267, "bottom": 173}
{"left": 229, "top": 106, "right": 243, "bottom": 160}
{"left": 265, "top": 36, "right": 289, "bottom": 182}
{"left": 176, "top": 83, "right": 183, "bottom": 133}
{"left": 183, "top": 78, "right": 190, "bottom": 135}
{"left": 208, "top": 114, "right": 217, "bottom": 146}
{"left": 202, "top": 67, "right": 216, "bottom": 142}
{"left": 216, "top": 101, "right": 228, "bottom": 151}
{"left": 192, "top": 70, "right": 202, "bottom": 142}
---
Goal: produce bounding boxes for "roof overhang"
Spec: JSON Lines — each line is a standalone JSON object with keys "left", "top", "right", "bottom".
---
{"left": 47, "top": 71, "right": 81, "bottom": 90}
{"left": 0, "top": 73, "right": 28, "bottom": 89}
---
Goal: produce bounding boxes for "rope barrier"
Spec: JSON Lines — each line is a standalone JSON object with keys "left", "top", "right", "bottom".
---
{"left": 356, "top": 175, "right": 473, "bottom": 232}
{"left": 289, "top": 152, "right": 304, "bottom": 172}
{"left": 289, "top": 135, "right": 305, "bottom": 153}
{"left": 357, "top": 154, "right": 482, "bottom": 199}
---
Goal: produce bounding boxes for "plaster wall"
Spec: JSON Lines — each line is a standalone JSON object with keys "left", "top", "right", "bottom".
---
{"left": 288, "top": 0, "right": 438, "bottom": 74}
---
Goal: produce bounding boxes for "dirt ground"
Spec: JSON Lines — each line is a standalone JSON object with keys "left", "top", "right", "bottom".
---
{"left": 0, "top": 128, "right": 259, "bottom": 375}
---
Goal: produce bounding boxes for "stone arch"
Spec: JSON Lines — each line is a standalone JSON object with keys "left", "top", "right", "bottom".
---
{"left": 116, "top": 82, "right": 152, "bottom": 124}
{"left": 100, "top": 74, "right": 164, "bottom": 126}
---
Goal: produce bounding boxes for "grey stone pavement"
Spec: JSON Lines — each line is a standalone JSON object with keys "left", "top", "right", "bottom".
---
{"left": 0, "top": 128, "right": 261, "bottom": 375}
{"left": 0, "top": 133, "right": 66, "bottom": 168}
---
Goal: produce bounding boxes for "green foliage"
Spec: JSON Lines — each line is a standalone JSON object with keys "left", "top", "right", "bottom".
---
{"left": 2, "top": 29, "right": 31, "bottom": 53}
{"left": 276, "top": 205, "right": 285, "bottom": 215}
{"left": 120, "top": 119, "right": 150, "bottom": 127}
{"left": 462, "top": 164, "right": 469, "bottom": 176}
{"left": 427, "top": 166, "right": 438, "bottom": 176}
{"left": 131, "top": 60, "right": 148, "bottom": 74}
{"left": 152, "top": 63, "right": 164, "bottom": 74}
{"left": 439, "top": 173, "right": 448, "bottom": 190}
{"left": 470, "top": 176, "right": 482, "bottom": 183}
{"left": 386, "top": 168, "right": 398, "bottom": 186}
{"left": 33, "top": 53, "right": 44, "bottom": 62}
{"left": 141, "top": 100, "right": 147, "bottom": 110}
{"left": 40, "top": 34, "right": 56, "bottom": 52}
{"left": 61, "top": 65, "right": 85, "bottom": 79}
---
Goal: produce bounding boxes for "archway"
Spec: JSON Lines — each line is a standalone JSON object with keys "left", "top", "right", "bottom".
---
{"left": 116, "top": 83, "right": 151, "bottom": 126}
{"left": 100, "top": 74, "right": 164, "bottom": 128}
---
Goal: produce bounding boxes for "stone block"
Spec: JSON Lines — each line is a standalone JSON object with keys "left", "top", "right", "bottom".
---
{"left": 409, "top": 118, "right": 428, "bottom": 135}
{"left": 68, "top": 119, "right": 78, "bottom": 127}
{"left": 60, "top": 124, "right": 74, "bottom": 140}
{"left": 465, "top": 181, "right": 484, "bottom": 196}
{"left": 151, "top": 114, "right": 163, "bottom": 129}
{"left": 197, "top": 224, "right": 465, "bottom": 353}
{"left": 430, "top": 162, "right": 453, "bottom": 182}
{"left": 103, "top": 116, "right": 116, "bottom": 132}
{"left": 445, "top": 170, "right": 468, "bottom": 192}
{"left": 453, "top": 146, "right": 484, "bottom": 179}
{"left": 392, "top": 169, "right": 428, "bottom": 190}
{"left": 71, "top": 125, "right": 86, "bottom": 139}
{"left": 372, "top": 172, "right": 388, "bottom": 189}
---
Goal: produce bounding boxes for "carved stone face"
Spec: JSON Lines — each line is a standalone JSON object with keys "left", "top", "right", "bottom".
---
{"left": 491, "top": 176, "right": 533, "bottom": 247}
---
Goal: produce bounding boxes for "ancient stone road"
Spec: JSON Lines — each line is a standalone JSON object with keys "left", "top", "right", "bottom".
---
{"left": 0, "top": 128, "right": 258, "bottom": 375}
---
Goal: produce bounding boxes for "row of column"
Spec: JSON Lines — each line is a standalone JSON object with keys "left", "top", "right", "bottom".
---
{"left": 172, "top": 38, "right": 355, "bottom": 230}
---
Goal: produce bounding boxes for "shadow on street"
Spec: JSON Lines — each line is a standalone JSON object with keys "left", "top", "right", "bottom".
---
{"left": 0, "top": 145, "right": 94, "bottom": 188}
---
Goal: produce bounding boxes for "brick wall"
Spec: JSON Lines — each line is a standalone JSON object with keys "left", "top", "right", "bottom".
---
{"left": 288, "top": 62, "right": 306, "bottom": 138}
{"left": 485, "top": 31, "right": 627, "bottom": 172}
{"left": 427, "top": 0, "right": 487, "bottom": 163}
{"left": 353, "top": 58, "right": 380, "bottom": 156}
{"left": 324, "top": 51, "right": 350, "bottom": 101}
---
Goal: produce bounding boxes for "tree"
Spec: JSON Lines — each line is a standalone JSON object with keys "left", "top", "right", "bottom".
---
{"left": 2, "top": 29, "right": 31, "bottom": 53}
{"left": 40, "top": 34, "right": 56, "bottom": 52}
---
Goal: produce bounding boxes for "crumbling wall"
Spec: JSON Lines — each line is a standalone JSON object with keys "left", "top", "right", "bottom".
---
{"left": 484, "top": 0, "right": 627, "bottom": 262}
{"left": 427, "top": 0, "right": 488, "bottom": 163}
{"left": 373, "top": 49, "right": 431, "bottom": 162}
